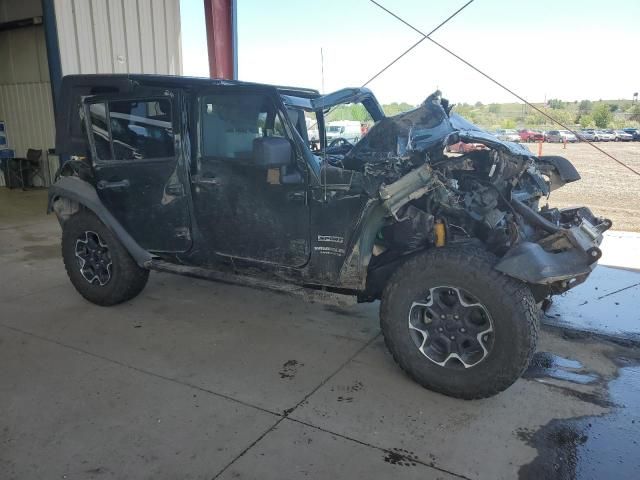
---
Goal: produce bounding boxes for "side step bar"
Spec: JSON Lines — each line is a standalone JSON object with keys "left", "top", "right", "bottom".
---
{"left": 144, "top": 259, "right": 357, "bottom": 306}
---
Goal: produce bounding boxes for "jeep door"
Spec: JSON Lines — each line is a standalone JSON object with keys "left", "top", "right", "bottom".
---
{"left": 192, "top": 87, "right": 310, "bottom": 267}
{"left": 83, "top": 91, "right": 191, "bottom": 252}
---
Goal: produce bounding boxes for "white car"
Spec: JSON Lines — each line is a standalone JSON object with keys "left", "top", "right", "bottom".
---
{"left": 493, "top": 129, "right": 520, "bottom": 142}
{"left": 594, "top": 130, "right": 615, "bottom": 141}
{"left": 305, "top": 117, "right": 319, "bottom": 144}
{"left": 326, "top": 120, "right": 362, "bottom": 144}
{"left": 546, "top": 130, "right": 578, "bottom": 143}
{"left": 613, "top": 130, "right": 633, "bottom": 141}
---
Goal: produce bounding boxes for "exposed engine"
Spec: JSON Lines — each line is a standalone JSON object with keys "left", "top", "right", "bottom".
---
{"left": 324, "top": 91, "right": 612, "bottom": 300}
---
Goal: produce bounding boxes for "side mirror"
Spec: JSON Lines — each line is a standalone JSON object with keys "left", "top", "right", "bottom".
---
{"left": 253, "top": 137, "right": 292, "bottom": 168}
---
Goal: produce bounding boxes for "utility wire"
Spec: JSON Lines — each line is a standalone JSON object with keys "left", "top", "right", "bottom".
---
{"left": 311, "top": 1, "right": 474, "bottom": 136}
{"left": 362, "top": 37, "right": 428, "bottom": 88}
{"left": 362, "top": 0, "right": 475, "bottom": 88}
{"left": 427, "top": 37, "right": 640, "bottom": 176}
{"left": 368, "top": 0, "right": 640, "bottom": 177}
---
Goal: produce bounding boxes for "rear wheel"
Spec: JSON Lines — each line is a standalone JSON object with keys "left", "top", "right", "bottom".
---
{"left": 62, "top": 210, "right": 149, "bottom": 306}
{"left": 380, "top": 247, "right": 538, "bottom": 399}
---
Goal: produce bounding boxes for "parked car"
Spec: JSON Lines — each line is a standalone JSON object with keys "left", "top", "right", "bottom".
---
{"left": 493, "top": 129, "right": 521, "bottom": 142}
{"left": 577, "top": 130, "right": 596, "bottom": 142}
{"left": 595, "top": 130, "right": 616, "bottom": 141}
{"left": 49, "top": 74, "right": 610, "bottom": 400}
{"left": 306, "top": 116, "right": 319, "bottom": 144}
{"left": 545, "top": 130, "right": 578, "bottom": 143}
{"left": 613, "top": 129, "right": 633, "bottom": 141}
{"left": 622, "top": 128, "right": 640, "bottom": 141}
{"left": 586, "top": 129, "right": 603, "bottom": 141}
{"left": 518, "top": 129, "right": 544, "bottom": 142}
{"left": 325, "top": 120, "right": 361, "bottom": 144}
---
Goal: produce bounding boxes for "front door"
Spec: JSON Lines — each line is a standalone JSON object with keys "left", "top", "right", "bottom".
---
{"left": 192, "top": 88, "right": 310, "bottom": 267}
{"left": 84, "top": 91, "right": 191, "bottom": 253}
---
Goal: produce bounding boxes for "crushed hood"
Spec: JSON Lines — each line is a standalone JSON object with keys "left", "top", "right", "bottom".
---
{"left": 347, "top": 91, "right": 533, "bottom": 159}
{"left": 449, "top": 114, "right": 533, "bottom": 157}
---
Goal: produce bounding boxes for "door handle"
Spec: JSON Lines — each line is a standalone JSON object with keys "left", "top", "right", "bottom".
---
{"left": 97, "top": 179, "right": 130, "bottom": 190}
{"left": 287, "top": 191, "right": 307, "bottom": 203}
{"left": 165, "top": 183, "right": 184, "bottom": 196}
{"left": 193, "top": 174, "right": 219, "bottom": 186}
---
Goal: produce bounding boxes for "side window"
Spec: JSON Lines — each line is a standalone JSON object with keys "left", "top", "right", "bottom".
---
{"left": 274, "top": 114, "right": 286, "bottom": 136}
{"left": 109, "top": 99, "right": 174, "bottom": 160}
{"left": 201, "top": 93, "right": 287, "bottom": 160}
{"left": 89, "top": 103, "right": 112, "bottom": 160}
{"left": 87, "top": 98, "right": 174, "bottom": 161}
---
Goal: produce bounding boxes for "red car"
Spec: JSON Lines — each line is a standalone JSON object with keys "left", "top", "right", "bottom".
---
{"left": 518, "top": 129, "right": 544, "bottom": 142}
{"left": 446, "top": 141, "right": 488, "bottom": 153}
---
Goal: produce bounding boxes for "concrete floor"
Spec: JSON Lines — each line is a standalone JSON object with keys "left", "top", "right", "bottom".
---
{"left": 1, "top": 188, "right": 638, "bottom": 480}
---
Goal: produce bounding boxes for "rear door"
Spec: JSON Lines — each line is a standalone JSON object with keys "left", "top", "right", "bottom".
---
{"left": 84, "top": 91, "right": 191, "bottom": 253}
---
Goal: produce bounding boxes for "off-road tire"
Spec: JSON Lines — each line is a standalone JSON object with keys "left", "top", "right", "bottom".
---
{"left": 62, "top": 210, "right": 149, "bottom": 306}
{"left": 380, "top": 246, "right": 538, "bottom": 399}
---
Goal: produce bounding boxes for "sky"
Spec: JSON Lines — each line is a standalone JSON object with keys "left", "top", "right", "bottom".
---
{"left": 180, "top": 0, "right": 640, "bottom": 105}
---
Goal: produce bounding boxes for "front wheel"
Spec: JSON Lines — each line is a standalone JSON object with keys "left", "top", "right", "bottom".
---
{"left": 380, "top": 247, "right": 538, "bottom": 399}
{"left": 62, "top": 210, "right": 149, "bottom": 306}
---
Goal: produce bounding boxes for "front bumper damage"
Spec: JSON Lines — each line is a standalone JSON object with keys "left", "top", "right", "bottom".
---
{"left": 495, "top": 206, "right": 611, "bottom": 292}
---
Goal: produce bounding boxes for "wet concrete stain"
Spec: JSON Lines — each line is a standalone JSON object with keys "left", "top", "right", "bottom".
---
{"left": 279, "top": 360, "right": 303, "bottom": 379}
{"left": 383, "top": 448, "right": 419, "bottom": 467}
{"left": 333, "top": 380, "right": 364, "bottom": 393}
{"left": 542, "top": 279, "right": 640, "bottom": 345}
{"left": 282, "top": 406, "right": 295, "bottom": 417}
{"left": 332, "top": 381, "right": 364, "bottom": 403}
{"left": 518, "top": 355, "right": 640, "bottom": 479}
{"left": 20, "top": 243, "right": 60, "bottom": 260}
{"left": 323, "top": 305, "right": 366, "bottom": 318}
{"left": 85, "top": 466, "right": 109, "bottom": 475}
{"left": 516, "top": 423, "right": 585, "bottom": 479}
{"left": 19, "top": 231, "right": 53, "bottom": 243}
{"left": 523, "top": 352, "right": 599, "bottom": 385}
{"left": 549, "top": 384, "right": 613, "bottom": 409}
{"left": 554, "top": 325, "right": 639, "bottom": 349}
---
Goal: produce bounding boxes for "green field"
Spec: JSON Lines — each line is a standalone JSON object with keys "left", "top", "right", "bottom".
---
{"left": 326, "top": 98, "right": 640, "bottom": 131}
{"left": 451, "top": 99, "right": 640, "bottom": 130}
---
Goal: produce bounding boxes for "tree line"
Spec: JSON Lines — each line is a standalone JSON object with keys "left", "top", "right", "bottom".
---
{"left": 324, "top": 98, "right": 640, "bottom": 130}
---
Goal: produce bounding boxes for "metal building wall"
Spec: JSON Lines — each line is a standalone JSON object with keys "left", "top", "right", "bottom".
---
{"left": 54, "top": 0, "right": 182, "bottom": 76}
{"left": 0, "top": 0, "right": 182, "bottom": 186}
{"left": 0, "top": 0, "right": 56, "bottom": 164}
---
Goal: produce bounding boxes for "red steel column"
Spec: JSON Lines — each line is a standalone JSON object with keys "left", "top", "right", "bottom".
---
{"left": 203, "top": 0, "right": 235, "bottom": 79}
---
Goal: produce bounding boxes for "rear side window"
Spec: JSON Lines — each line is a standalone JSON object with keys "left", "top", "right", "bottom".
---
{"left": 87, "top": 98, "right": 174, "bottom": 161}
{"left": 89, "top": 103, "right": 112, "bottom": 160}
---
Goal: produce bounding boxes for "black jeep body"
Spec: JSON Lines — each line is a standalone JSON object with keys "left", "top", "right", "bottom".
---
{"left": 48, "top": 74, "right": 610, "bottom": 399}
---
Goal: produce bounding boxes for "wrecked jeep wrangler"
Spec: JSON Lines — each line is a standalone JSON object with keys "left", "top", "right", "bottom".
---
{"left": 49, "top": 75, "right": 610, "bottom": 399}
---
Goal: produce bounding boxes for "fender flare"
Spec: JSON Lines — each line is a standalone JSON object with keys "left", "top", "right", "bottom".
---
{"left": 338, "top": 163, "right": 437, "bottom": 290}
{"left": 48, "top": 176, "right": 152, "bottom": 266}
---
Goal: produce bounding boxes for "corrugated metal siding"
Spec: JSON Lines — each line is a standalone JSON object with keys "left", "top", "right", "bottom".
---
{"left": 0, "top": 0, "right": 182, "bottom": 187}
{"left": 55, "top": 0, "right": 182, "bottom": 76}
{"left": 0, "top": 0, "right": 42, "bottom": 22}
{"left": 0, "top": 83, "right": 56, "bottom": 155}
{"left": 0, "top": 0, "right": 54, "bottom": 179}
{"left": 0, "top": 83, "right": 56, "bottom": 186}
